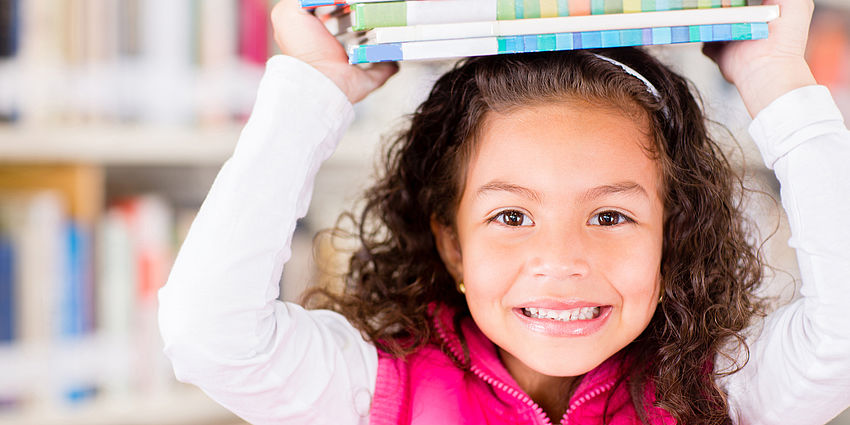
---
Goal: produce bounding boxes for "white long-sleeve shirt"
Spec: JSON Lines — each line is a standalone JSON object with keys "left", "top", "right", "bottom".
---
{"left": 158, "top": 55, "right": 850, "bottom": 425}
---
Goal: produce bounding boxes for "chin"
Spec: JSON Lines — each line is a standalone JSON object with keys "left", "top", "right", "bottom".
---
{"left": 520, "top": 349, "right": 610, "bottom": 378}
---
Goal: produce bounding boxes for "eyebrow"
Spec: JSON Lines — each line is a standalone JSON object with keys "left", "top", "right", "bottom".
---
{"left": 579, "top": 181, "right": 649, "bottom": 203}
{"left": 475, "top": 181, "right": 543, "bottom": 203}
{"left": 474, "top": 180, "right": 649, "bottom": 204}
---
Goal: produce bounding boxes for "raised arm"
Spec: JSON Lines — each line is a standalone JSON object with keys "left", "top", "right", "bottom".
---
{"left": 706, "top": 1, "right": 850, "bottom": 423}
{"left": 158, "top": 2, "right": 397, "bottom": 423}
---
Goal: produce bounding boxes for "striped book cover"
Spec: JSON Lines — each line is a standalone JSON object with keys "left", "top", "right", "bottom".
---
{"left": 304, "top": 0, "right": 744, "bottom": 14}
{"left": 302, "top": 0, "right": 382, "bottom": 9}
{"left": 350, "top": 0, "right": 747, "bottom": 31}
{"left": 363, "top": 6, "right": 776, "bottom": 44}
{"left": 348, "top": 22, "right": 768, "bottom": 63}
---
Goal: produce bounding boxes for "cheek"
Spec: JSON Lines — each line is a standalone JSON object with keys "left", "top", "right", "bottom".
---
{"left": 600, "top": 234, "right": 663, "bottom": 323}
{"left": 461, "top": 236, "right": 521, "bottom": 306}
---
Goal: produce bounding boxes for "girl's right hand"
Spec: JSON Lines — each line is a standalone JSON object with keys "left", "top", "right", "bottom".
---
{"left": 271, "top": 0, "right": 399, "bottom": 103}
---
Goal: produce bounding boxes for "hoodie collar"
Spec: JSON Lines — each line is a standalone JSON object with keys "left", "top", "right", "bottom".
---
{"left": 431, "top": 304, "right": 622, "bottom": 406}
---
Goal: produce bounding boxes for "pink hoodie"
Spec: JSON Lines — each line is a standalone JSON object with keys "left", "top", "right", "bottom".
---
{"left": 370, "top": 306, "right": 676, "bottom": 424}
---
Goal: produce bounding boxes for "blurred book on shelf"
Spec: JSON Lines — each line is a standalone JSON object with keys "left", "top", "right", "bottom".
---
{"left": 0, "top": 0, "right": 276, "bottom": 127}
{"left": 808, "top": 4, "right": 850, "bottom": 119}
{"left": 0, "top": 163, "right": 197, "bottom": 415}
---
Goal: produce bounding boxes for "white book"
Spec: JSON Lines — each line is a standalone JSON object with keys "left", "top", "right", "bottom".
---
{"left": 113, "top": 195, "right": 175, "bottom": 395}
{"left": 16, "top": 0, "right": 65, "bottom": 124}
{"left": 365, "top": 5, "right": 779, "bottom": 44}
{"left": 96, "top": 208, "right": 136, "bottom": 396}
{"left": 139, "top": 0, "right": 193, "bottom": 124}
{"left": 196, "top": 0, "right": 241, "bottom": 124}
{"left": 347, "top": 21, "right": 770, "bottom": 64}
{"left": 300, "top": 0, "right": 385, "bottom": 8}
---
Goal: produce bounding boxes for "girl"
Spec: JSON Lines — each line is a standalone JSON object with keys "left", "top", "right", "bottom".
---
{"left": 158, "top": 0, "right": 850, "bottom": 423}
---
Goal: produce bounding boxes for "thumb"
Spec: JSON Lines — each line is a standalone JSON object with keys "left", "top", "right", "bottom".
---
{"left": 349, "top": 62, "right": 400, "bottom": 103}
{"left": 363, "top": 62, "right": 400, "bottom": 89}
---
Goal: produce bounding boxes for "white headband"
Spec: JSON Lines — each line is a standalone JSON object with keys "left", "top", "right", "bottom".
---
{"left": 593, "top": 53, "right": 668, "bottom": 118}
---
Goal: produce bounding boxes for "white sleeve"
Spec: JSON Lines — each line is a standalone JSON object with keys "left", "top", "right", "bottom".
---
{"left": 721, "top": 86, "right": 850, "bottom": 425}
{"left": 157, "top": 55, "right": 378, "bottom": 425}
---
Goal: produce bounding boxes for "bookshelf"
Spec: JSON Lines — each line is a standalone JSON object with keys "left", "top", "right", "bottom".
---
{"left": 0, "top": 1, "right": 277, "bottom": 424}
{"left": 0, "top": 1, "right": 439, "bottom": 422}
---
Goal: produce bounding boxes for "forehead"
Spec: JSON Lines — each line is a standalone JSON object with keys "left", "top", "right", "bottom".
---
{"left": 467, "top": 101, "right": 660, "bottom": 198}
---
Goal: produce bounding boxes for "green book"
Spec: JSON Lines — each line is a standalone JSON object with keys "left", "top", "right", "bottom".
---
{"left": 350, "top": 0, "right": 745, "bottom": 31}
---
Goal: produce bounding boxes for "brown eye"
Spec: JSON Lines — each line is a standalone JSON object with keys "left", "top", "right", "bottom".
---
{"left": 495, "top": 210, "right": 532, "bottom": 227}
{"left": 590, "top": 211, "right": 632, "bottom": 226}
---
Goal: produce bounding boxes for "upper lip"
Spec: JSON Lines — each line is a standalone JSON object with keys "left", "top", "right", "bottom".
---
{"left": 515, "top": 299, "right": 608, "bottom": 310}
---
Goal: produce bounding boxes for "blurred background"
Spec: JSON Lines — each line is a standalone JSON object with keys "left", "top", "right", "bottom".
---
{"left": 0, "top": 0, "right": 848, "bottom": 424}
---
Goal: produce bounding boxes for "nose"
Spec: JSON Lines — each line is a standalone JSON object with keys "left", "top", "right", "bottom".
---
{"left": 525, "top": 222, "right": 591, "bottom": 281}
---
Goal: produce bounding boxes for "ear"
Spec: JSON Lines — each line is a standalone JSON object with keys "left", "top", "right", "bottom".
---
{"left": 430, "top": 217, "right": 463, "bottom": 282}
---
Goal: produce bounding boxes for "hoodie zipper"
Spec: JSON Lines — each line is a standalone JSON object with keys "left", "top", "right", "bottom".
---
{"left": 433, "top": 310, "right": 615, "bottom": 425}
{"left": 433, "top": 312, "right": 553, "bottom": 424}
{"left": 469, "top": 362, "right": 553, "bottom": 425}
{"left": 561, "top": 379, "right": 616, "bottom": 425}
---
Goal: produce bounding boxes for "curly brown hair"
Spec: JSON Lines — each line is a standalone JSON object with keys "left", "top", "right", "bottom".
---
{"left": 303, "top": 48, "right": 766, "bottom": 424}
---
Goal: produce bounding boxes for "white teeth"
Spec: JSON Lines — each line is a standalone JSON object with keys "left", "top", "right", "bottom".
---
{"left": 523, "top": 306, "right": 600, "bottom": 322}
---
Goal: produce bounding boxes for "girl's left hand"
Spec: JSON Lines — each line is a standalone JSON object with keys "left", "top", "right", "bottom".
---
{"left": 702, "top": 0, "right": 818, "bottom": 117}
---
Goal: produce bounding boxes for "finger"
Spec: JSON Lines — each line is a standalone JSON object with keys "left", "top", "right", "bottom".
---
{"left": 362, "top": 62, "right": 400, "bottom": 89}
{"left": 271, "top": 0, "right": 313, "bottom": 48}
{"left": 272, "top": 0, "right": 310, "bottom": 23}
{"left": 701, "top": 42, "right": 725, "bottom": 64}
{"left": 346, "top": 62, "right": 400, "bottom": 103}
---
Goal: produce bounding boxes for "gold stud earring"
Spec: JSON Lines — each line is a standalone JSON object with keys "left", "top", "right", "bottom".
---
{"left": 457, "top": 281, "right": 466, "bottom": 295}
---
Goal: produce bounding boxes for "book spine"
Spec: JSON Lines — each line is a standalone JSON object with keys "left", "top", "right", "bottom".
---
{"left": 239, "top": 0, "right": 270, "bottom": 65}
{"left": 96, "top": 208, "right": 135, "bottom": 396}
{"left": 199, "top": 0, "right": 238, "bottom": 67}
{"left": 17, "top": 0, "right": 65, "bottom": 124}
{"left": 352, "top": 2, "right": 407, "bottom": 31}
{"left": 0, "top": 0, "right": 18, "bottom": 57}
{"left": 350, "top": 22, "right": 768, "bottom": 63}
{"left": 368, "top": 5, "right": 777, "bottom": 44}
{"left": 63, "top": 222, "right": 95, "bottom": 336}
{"left": 139, "top": 0, "right": 193, "bottom": 125}
{"left": 0, "top": 233, "right": 13, "bottom": 342}
{"left": 352, "top": 0, "right": 744, "bottom": 31}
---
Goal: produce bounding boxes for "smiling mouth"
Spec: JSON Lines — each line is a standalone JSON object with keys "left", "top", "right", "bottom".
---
{"left": 521, "top": 306, "right": 602, "bottom": 322}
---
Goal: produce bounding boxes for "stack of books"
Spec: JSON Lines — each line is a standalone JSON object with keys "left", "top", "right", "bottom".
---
{"left": 301, "top": 0, "right": 780, "bottom": 64}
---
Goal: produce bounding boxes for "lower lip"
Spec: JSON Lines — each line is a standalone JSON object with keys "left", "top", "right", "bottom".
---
{"left": 512, "top": 306, "right": 612, "bottom": 337}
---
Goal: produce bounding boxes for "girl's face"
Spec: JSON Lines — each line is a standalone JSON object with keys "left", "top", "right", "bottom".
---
{"left": 433, "top": 101, "right": 665, "bottom": 379}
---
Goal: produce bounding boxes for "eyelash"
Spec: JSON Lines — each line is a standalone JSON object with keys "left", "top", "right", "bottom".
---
{"left": 488, "top": 209, "right": 533, "bottom": 227}
{"left": 589, "top": 210, "right": 635, "bottom": 227}
{"left": 487, "top": 209, "right": 635, "bottom": 227}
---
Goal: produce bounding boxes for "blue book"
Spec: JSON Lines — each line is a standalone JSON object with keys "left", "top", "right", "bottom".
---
{"left": 349, "top": 22, "right": 769, "bottom": 64}
{"left": 62, "top": 222, "right": 97, "bottom": 403}
{"left": 0, "top": 234, "right": 14, "bottom": 342}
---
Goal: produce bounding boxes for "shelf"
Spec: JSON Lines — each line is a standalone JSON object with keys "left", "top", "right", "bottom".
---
{"left": 0, "top": 386, "right": 243, "bottom": 425}
{"left": 0, "top": 125, "right": 242, "bottom": 166}
{"left": 0, "top": 123, "right": 381, "bottom": 167}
